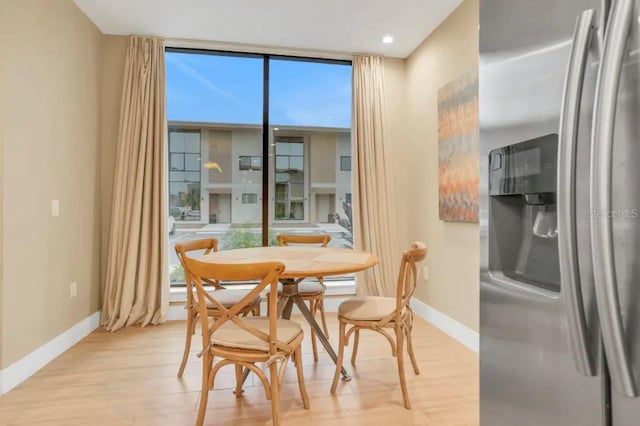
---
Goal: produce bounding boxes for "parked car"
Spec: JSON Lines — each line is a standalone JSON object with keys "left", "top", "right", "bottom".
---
{"left": 168, "top": 215, "right": 176, "bottom": 235}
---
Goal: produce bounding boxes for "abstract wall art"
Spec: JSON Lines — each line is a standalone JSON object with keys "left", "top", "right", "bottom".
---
{"left": 437, "top": 67, "right": 479, "bottom": 223}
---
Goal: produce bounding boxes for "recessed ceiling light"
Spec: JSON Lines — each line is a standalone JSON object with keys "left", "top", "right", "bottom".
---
{"left": 382, "top": 35, "right": 394, "bottom": 44}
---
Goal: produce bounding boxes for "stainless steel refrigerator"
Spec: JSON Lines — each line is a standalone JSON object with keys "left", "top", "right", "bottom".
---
{"left": 480, "top": 0, "right": 640, "bottom": 424}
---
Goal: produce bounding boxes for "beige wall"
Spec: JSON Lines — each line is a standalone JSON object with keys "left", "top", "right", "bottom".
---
{"left": 310, "top": 133, "right": 337, "bottom": 183}
{"left": 398, "top": 0, "right": 479, "bottom": 331}
{"left": 0, "top": 0, "right": 104, "bottom": 368}
{"left": 206, "top": 130, "right": 233, "bottom": 184}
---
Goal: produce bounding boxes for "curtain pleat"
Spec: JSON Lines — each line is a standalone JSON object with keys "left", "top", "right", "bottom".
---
{"left": 352, "top": 56, "right": 399, "bottom": 297}
{"left": 102, "top": 36, "right": 168, "bottom": 331}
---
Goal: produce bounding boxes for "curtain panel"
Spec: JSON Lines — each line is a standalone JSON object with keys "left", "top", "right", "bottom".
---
{"left": 102, "top": 36, "right": 168, "bottom": 331}
{"left": 352, "top": 56, "right": 399, "bottom": 297}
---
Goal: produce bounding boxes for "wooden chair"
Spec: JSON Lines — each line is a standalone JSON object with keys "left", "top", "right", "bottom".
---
{"left": 272, "top": 233, "right": 331, "bottom": 361}
{"left": 178, "top": 252, "right": 310, "bottom": 426}
{"left": 330, "top": 242, "right": 427, "bottom": 409}
{"left": 175, "top": 239, "right": 261, "bottom": 378}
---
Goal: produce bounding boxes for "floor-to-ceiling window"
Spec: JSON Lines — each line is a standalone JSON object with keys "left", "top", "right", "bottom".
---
{"left": 165, "top": 49, "right": 352, "bottom": 285}
{"left": 269, "top": 58, "right": 353, "bottom": 249}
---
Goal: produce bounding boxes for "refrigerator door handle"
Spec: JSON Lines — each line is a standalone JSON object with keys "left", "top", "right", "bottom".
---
{"left": 591, "top": 0, "right": 637, "bottom": 398}
{"left": 558, "top": 8, "right": 596, "bottom": 377}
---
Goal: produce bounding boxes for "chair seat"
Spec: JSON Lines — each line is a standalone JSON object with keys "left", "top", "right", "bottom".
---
{"left": 212, "top": 318, "right": 303, "bottom": 351}
{"left": 206, "top": 289, "right": 260, "bottom": 309}
{"left": 266, "top": 281, "right": 324, "bottom": 296}
{"left": 338, "top": 296, "right": 397, "bottom": 321}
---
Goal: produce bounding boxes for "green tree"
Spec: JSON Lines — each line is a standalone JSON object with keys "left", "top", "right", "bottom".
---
{"left": 185, "top": 189, "right": 200, "bottom": 210}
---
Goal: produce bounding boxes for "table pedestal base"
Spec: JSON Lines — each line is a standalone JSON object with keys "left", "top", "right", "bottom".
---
{"left": 240, "top": 278, "right": 351, "bottom": 386}
{"left": 278, "top": 293, "right": 351, "bottom": 381}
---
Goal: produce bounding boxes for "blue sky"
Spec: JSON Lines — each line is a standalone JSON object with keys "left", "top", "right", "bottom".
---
{"left": 166, "top": 52, "right": 352, "bottom": 128}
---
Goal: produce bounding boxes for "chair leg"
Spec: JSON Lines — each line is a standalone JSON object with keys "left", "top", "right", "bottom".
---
{"left": 254, "top": 303, "right": 261, "bottom": 316}
{"left": 196, "top": 353, "right": 212, "bottom": 426}
{"left": 267, "top": 295, "right": 273, "bottom": 317}
{"left": 396, "top": 325, "right": 411, "bottom": 409}
{"left": 351, "top": 329, "right": 360, "bottom": 365}
{"left": 234, "top": 364, "right": 244, "bottom": 397}
{"left": 294, "top": 348, "right": 310, "bottom": 409}
{"left": 319, "top": 298, "right": 330, "bottom": 339}
{"left": 405, "top": 322, "right": 420, "bottom": 375}
{"left": 310, "top": 300, "right": 319, "bottom": 362}
{"left": 330, "top": 320, "right": 346, "bottom": 394}
{"left": 177, "top": 311, "right": 197, "bottom": 378}
{"left": 269, "top": 361, "right": 281, "bottom": 426}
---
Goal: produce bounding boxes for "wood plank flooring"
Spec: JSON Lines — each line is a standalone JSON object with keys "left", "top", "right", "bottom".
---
{"left": 0, "top": 313, "right": 478, "bottom": 425}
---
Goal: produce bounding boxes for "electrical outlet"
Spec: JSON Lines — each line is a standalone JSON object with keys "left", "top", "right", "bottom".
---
{"left": 51, "top": 200, "right": 60, "bottom": 217}
{"left": 422, "top": 266, "right": 429, "bottom": 281}
{"left": 70, "top": 281, "right": 77, "bottom": 298}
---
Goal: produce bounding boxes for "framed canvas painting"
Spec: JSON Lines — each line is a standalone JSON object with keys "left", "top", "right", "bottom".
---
{"left": 438, "top": 68, "right": 479, "bottom": 223}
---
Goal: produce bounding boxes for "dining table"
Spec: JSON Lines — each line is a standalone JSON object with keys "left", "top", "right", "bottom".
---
{"left": 201, "top": 245, "right": 378, "bottom": 381}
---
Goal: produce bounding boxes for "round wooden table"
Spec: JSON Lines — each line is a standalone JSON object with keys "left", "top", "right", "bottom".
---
{"left": 202, "top": 246, "right": 378, "bottom": 380}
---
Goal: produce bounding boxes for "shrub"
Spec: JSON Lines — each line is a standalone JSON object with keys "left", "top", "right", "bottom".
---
{"left": 170, "top": 265, "right": 185, "bottom": 283}
{"left": 221, "top": 225, "right": 278, "bottom": 250}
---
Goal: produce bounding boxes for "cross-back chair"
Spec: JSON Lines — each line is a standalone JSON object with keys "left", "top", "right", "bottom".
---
{"left": 330, "top": 241, "right": 427, "bottom": 409}
{"left": 175, "top": 238, "right": 261, "bottom": 378}
{"left": 272, "top": 233, "right": 331, "bottom": 361}
{"left": 178, "top": 248, "right": 309, "bottom": 426}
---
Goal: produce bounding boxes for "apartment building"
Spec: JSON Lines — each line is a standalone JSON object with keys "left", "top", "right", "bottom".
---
{"left": 168, "top": 124, "right": 352, "bottom": 227}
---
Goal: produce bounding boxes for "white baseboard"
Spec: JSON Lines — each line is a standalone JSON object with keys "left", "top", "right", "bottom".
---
{"left": 167, "top": 304, "right": 189, "bottom": 321}
{"left": 410, "top": 298, "right": 478, "bottom": 353}
{"left": 0, "top": 310, "right": 101, "bottom": 395}
{"left": 166, "top": 295, "right": 352, "bottom": 321}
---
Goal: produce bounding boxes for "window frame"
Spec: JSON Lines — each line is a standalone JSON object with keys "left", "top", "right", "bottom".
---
{"left": 168, "top": 129, "right": 202, "bottom": 224}
{"left": 165, "top": 48, "right": 353, "bottom": 287}
{"left": 166, "top": 47, "right": 351, "bottom": 245}
{"left": 239, "top": 155, "right": 263, "bottom": 171}
{"left": 242, "top": 193, "right": 258, "bottom": 204}
{"left": 340, "top": 155, "right": 351, "bottom": 172}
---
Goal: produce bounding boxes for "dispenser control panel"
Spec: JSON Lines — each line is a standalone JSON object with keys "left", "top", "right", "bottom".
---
{"left": 489, "top": 134, "right": 557, "bottom": 196}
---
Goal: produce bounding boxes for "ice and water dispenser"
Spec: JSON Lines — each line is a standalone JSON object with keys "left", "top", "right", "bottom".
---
{"left": 488, "top": 134, "right": 560, "bottom": 292}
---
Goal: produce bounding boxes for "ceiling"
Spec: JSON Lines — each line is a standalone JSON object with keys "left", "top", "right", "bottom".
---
{"left": 73, "top": 0, "right": 463, "bottom": 58}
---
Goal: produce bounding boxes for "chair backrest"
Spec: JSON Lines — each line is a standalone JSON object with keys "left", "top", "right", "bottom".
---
{"left": 277, "top": 234, "right": 331, "bottom": 247}
{"left": 395, "top": 242, "right": 427, "bottom": 317}
{"left": 177, "top": 248, "right": 286, "bottom": 356}
{"left": 175, "top": 239, "right": 220, "bottom": 307}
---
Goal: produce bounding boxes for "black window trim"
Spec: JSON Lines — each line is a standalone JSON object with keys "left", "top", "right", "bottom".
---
{"left": 166, "top": 47, "right": 351, "bottom": 248}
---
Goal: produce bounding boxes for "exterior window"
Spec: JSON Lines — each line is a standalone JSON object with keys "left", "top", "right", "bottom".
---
{"left": 166, "top": 49, "right": 352, "bottom": 287}
{"left": 340, "top": 156, "right": 351, "bottom": 171}
{"left": 239, "top": 155, "right": 262, "bottom": 171}
{"left": 274, "top": 139, "right": 305, "bottom": 221}
{"left": 168, "top": 130, "right": 201, "bottom": 222}
{"left": 242, "top": 193, "right": 258, "bottom": 204}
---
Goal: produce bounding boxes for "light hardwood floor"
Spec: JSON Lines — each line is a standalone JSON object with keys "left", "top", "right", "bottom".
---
{"left": 0, "top": 313, "right": 478, "bottom": 425}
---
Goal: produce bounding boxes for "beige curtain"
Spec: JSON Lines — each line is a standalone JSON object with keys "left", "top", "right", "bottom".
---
{"left": 352, "top": 56, "right": 398, "bottom": 297}
{"left": 102, "top": 37, "right": 168, "bottom": 331}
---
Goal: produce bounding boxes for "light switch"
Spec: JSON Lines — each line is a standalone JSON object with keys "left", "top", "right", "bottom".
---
{"left": 51, "top": 200, "right": 60, "bottom": 217}
{"left": 422, "top": 266, "right": 429, "bottom": 281}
